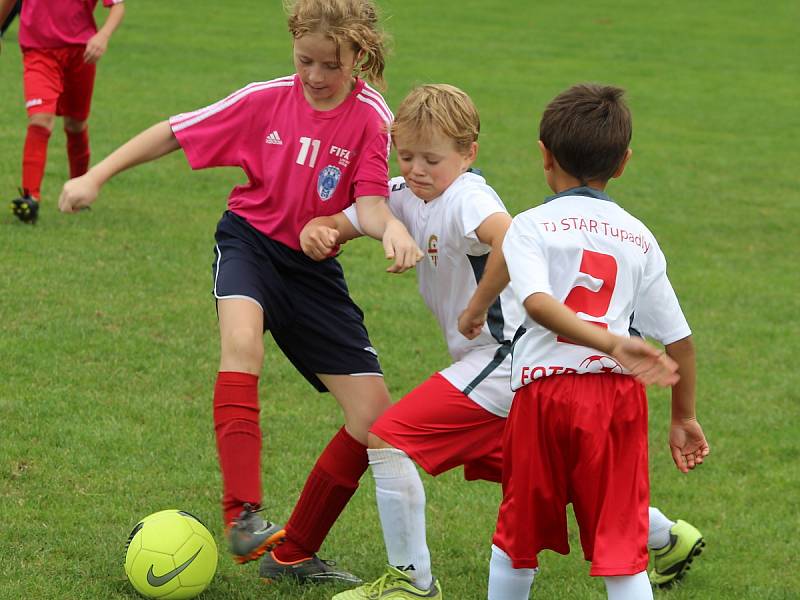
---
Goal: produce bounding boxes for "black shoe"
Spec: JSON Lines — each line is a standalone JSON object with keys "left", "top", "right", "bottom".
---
{"left": 259, "top": 550, "right": 362, "bottom": 584}
{"left": 10, "top": 193, "right": 39, "bottom": 224}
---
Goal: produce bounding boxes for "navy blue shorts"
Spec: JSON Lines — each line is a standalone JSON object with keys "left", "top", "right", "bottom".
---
{"left": 212, "top": 211, "right": 382, "bottom": 392}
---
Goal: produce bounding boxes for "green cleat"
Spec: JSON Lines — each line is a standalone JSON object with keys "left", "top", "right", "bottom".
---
{"left": 650, "top": 519, "right": 705, "bottom": 588}
{"left": 332, "top": 566, "right": 442, "bottom": 599}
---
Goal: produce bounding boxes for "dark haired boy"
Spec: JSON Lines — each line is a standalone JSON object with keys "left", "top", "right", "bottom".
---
{"left": 483, "top": 84, "right": 710, "bottom": 600}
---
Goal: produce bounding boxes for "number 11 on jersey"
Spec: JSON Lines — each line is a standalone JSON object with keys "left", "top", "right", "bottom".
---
{"left": 296, "top": 137, "right": 321, "bottom": 168}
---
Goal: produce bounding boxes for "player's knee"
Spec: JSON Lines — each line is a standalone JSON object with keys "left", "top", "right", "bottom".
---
{"left": 29, "top": 113, "right": 56, "bottom": 131}
{"left": 360, "top": 401, "right": 390, "bottom": 432}
{"left": 367, "top": 431, "right": 394, "bottom": 449}
{"left": 64, "top": 121, "right": 88, "bottom": 133}
{"left": 366, "top": 386, "right": 392, "bottom": 418}
{"left": 63, "top": 117, "right": 89, "bottom": 133}
{"left": 220, "top": 327, "right": 263, "bottom": 370}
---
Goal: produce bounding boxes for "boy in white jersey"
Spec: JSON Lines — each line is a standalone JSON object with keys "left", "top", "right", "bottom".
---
{"left": 474, "top": 84, "right": 710, "bottom": 600}
{"left": 300, "top": 84, "right": 705, "bottom": 599}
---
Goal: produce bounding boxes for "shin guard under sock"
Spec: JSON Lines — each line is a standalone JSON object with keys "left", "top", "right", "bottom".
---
{"left": 276, "top": 427, "right": 368, "bottom": 561}
{"left": 22, "top": 124, "right": 51, "bottom": 199}
{"left": 213, "top": 371, "right": 262, "bottom": 525}
{"left": 66, "top": 127, "right": 90, "bottom": 178}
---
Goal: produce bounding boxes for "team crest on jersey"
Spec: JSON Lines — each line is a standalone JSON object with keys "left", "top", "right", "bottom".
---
{"left": 317, "top": 165, "right": 341, "bottom": 201}
{"left": 427, "top": 234, "right": 439, "bottom": 267}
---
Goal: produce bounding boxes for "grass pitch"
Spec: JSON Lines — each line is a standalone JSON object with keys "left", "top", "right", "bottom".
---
{"left": 1, "top": 1, "right": 798, "bottom": 598}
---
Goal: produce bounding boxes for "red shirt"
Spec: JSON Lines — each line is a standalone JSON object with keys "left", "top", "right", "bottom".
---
{"left": 170, "top": 75, "right": 392, "bottom": 250}
{"left": 19, "top": 0, "right": 123, "bottom": 50}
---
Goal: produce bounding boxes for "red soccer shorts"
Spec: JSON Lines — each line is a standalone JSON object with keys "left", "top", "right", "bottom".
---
{"left": 493, "top": 373, "right": 650, "bottom": 576}
{"left": 23, "top": 46, "right": 96, "bottom": 120}
{"left": 370, "top": 373, "right": 505, "bottom": 482}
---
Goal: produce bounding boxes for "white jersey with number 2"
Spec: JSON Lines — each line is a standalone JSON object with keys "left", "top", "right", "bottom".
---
{"left": 504, "top": 187, "right": 691, "bottom": 392}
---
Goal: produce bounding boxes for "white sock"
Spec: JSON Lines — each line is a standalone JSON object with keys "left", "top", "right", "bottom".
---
{"left": 648, "top": 506, "right": 676, "bottom": 550}
{"left": 604, "top": 571, "right": 653, "bottom": 600}
{"left": 368, "top": 448, "right": 433, "bottom": 590}
{"left": 488, "top": 544, "right": 536, "bottom": 600}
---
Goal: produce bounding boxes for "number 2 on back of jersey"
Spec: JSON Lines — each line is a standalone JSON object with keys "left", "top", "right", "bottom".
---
{"left": 296, "top": 137, "right": 321, "bottom": 168}
{"left": 558, "top": 249, "right": 618, "bottom": 344}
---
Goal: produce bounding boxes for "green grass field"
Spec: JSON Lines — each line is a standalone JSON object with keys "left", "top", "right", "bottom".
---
{"left": 1, "top": 1, "right": 798, "bottom": 598}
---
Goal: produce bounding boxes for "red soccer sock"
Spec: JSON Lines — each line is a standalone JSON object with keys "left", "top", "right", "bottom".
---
{"left": 213, "top": 371, "right": 262, "bottom": 525}
{"left": 274, "top": 427, "right": 368, "bottom": 562}
{"left": 22, "top": 124, "right": 51, "bottom": 199}
{"left": 66, "top": 127, "right": 90, "bottom": 178}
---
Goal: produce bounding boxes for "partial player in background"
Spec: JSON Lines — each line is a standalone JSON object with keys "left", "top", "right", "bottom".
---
{"left": 0, "top": 0, "right": 20, "bottom": 37}
{"left": 480, "top": 83, "right": 710, "bottom": 600}
{"left": 60, "top": 0, "right": 422, "bottom": 585}
{"left": 0, "top": 0, "right": 124, "bottom": 224}
{"left": 300, "top": 84, "right": 705, "bottom": 599}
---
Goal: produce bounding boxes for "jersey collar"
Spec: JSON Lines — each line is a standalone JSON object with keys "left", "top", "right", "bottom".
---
{"left": 544, "top": 185, "right": 614, "bottom": 203}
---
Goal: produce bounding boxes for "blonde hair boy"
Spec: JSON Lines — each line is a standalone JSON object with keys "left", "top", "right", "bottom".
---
{"left": 391, "top": 83, "right": 480, "bottom": 152}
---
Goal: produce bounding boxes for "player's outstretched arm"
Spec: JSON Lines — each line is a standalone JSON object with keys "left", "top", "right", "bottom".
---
{"left": 300, "top": 213, "right": 361, "bottom": 261}
{"left": 458, "top": 212, "right": 512, "bottom": 339}
{"left": 355, "top": 196, "right": 423, "bottom": 273}
{"left": 665, "top": 336, "right": 710, "bottom": 472}
{"left": 523, "top": 292, "right": 680, "bottom": 387}
{"left": 84, "top": 3, "right": 125, "bottom": 64}
{"left": 59, "top": 120, "right": 180, "bottom": 213}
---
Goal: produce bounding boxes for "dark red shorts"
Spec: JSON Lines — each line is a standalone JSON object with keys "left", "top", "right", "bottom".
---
{"left": 493, "top": 373, "right": 650, "bottom": 576}
{"left": 370, "top": 373, "right": 505, "bottom": 482}
{"left": 23, "top": 46, "right": 96, "bottom": 120}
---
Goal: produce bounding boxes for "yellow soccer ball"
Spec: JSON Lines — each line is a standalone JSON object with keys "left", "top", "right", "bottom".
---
{"left": 124, "top": 510, "right": 218, "bottom": 599}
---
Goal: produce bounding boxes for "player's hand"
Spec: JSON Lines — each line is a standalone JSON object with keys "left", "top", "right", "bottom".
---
{"left": 59, "top": 174, "right": 100, "bottom": 213}
{"left": 84, "top": 32, "right": 109, "bottom": 64}
{"left": 300, "top": 222, "right": 339, "bottom": 261}
{"left": 610, "top": 337, "right": 680, "bottom": 387}
{"left": 382, "top": 219, "right": 423, "bottom": 273}
{"left": 458, "top": 306, "right": 487, "bottom": 339}
{"left": 669, "top": 418, "right": 710, "bottom": 473}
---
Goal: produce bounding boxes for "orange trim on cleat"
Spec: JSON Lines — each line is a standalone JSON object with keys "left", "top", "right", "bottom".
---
{"left": 232, "top": 529, "right": 286, "bottom": 564}
{"left": 266, "top": 549, "right": 313, "bottom": 566}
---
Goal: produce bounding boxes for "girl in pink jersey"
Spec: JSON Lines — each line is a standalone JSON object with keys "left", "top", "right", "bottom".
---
{"left": 59, "top": 0, "right": 422, "bottom": 584}
{"left": 1, "top": 0, "right": 125, "bottom": 224}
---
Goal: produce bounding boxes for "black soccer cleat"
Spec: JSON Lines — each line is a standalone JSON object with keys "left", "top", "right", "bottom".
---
{"left": 260, "top": 550, "right": 362, "bottom": 584}
{"left": 10, "top": 193, "right": 39, "bottom": 224}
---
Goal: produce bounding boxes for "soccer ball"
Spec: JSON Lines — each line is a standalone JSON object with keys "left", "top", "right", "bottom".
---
{"left": 124, "top": 510, "right": 218, "bottom": 599}
{"left": 579, "top": 354, "right": 624, "bottom": 374}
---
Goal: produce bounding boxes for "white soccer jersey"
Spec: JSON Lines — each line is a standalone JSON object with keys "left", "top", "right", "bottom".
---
{"left": 345, "top": 171, "right": 525, "bottom": 416}
{"left": 503, "top": 186, "right": 691, "bottom": 391}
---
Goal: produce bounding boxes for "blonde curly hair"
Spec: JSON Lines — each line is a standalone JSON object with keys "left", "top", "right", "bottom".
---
{"left": 286, "top": 0, "right": 389, "bottom": 90}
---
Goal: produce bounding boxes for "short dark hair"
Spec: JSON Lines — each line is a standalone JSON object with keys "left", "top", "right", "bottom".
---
{"left": 539, "top": 83, "right": 632, "bottom": 183}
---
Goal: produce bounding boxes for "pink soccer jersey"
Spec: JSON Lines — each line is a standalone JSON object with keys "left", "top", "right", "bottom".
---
{"left": 19, "top": 0, "right": 123, "bottom": 49}
{"left": 169, "top": 75, "right": 392, "bottom": 250}
{"left": 504, "top": 187, "right": 691, "bottom": 391}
